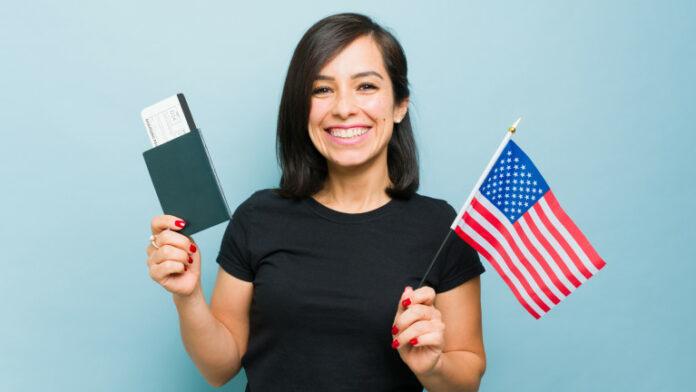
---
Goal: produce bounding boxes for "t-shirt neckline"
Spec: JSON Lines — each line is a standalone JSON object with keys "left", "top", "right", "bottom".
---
{"left": 304, "top": 196, "right": 400, "bottom": 223}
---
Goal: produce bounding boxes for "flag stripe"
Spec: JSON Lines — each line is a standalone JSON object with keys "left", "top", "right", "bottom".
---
{"left": 470, "top": 197, "right": 562, "bottom": 304}
{"left": 527, "top": 206, "right": 588, "bottom": 284}
{"left": 463, "top": 212, "right": 551, "bottom": 312}
{"left": 516, "top": 216, "right": 581, "bottom": 291}
{"left": 532, "top": 202, "right": 593, "bottom": 279}
{"left": 454, "top": 225, "right": 543, "bottom": 319}
{"left": 506, "top": 213, "right": 574, "bottom": 297}
{"left": 544, "top": 191, "right": 607, "bottom": 270}
{"left": 538, "top": 197, "right": 600, "bottom": 275}
{"left": 521, "top": 212, "right": 583, "bottom": 288}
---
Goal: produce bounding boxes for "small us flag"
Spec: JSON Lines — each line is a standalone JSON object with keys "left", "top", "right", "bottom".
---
{"left": 453, "top": 140, "right": 606, "bottom": 319}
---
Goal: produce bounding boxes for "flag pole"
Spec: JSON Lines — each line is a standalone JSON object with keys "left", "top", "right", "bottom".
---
{"left": 417, "top": 117, "right": 522, "bottom": 290}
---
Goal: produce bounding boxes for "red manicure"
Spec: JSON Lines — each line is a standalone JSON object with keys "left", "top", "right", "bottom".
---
{"left": 409, "top": 338, "right": 418, "bottom": 346}
{"left": 391, "top": 325, "right": 399, "bottom": 335}
{"left": 188, "top": 256, "right": 193, "bottom": 264}
{"left": 184, "top": 265, "right": 188, "bottom": 271}
{"left": 401, "top": 298, "right": 411, "bottom": 308}
{"left": 391, "top": 339, "right": 400, "bottom": 349}
{"left": 175, "top": 220, "right": 186, "bottom": 228}
{"left": 190, "top": 244, "right": 197, "bottom": 253}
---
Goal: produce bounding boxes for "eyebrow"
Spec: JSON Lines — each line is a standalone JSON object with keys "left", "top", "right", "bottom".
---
{"left": 315, "top": 71, "right": 384, "bottom": 81}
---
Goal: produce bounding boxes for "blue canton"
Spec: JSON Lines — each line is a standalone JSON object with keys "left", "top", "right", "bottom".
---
{"left": 480, "top": 140, "right": 550, "bottom": 223}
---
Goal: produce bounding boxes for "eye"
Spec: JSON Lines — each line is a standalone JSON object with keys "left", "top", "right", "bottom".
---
{"left": 312, "top": 86, "right": 332, "bottom": 96}
{"left": 358, "top": 83, "right": 377, "bottom": 91}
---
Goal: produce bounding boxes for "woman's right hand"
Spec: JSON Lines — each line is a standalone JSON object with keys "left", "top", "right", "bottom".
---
{"left": 146, "top": 215, "right": 201, "bottom": 297}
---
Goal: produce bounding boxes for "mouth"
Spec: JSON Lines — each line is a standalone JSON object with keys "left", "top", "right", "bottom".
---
{"left": 324, "top": 125, "right": 372, "bottom": 139}
{"left": 323, "top": 125, "right": 372, "bottom": 143}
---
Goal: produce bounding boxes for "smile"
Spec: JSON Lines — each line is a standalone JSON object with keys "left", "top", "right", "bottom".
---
{"left": 323, "top": 126, "right": 372, "bottom": 145}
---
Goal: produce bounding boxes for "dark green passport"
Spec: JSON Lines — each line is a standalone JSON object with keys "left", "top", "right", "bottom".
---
{"left": 143, "top": 129, "right": 230, "bottom": 236}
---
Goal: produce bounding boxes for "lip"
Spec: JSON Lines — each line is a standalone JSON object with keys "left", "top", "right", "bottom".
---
{"left": 323, "top": 124, "right": 372, "bottom": 145}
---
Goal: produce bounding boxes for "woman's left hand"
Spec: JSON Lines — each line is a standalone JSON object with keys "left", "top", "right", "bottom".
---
{"left": 391, "top": 285, "right": 446, "bottom": 377}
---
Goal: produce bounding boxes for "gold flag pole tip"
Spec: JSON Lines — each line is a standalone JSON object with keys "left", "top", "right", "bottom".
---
{"left": 508, "top": 116, "right": 523, "bottom": 133}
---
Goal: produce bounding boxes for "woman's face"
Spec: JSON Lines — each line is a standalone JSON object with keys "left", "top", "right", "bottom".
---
{"left": 308, "top": 35, "right": 409, "bottom": 170}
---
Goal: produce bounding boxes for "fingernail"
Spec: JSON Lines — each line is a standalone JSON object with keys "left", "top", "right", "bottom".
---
{"left": 391, "top": 325, "right": 399, "bottom": 335}
{"left": 401, "top": 298, "right": 411, "bottom": 308}
{"left": 175, "top": 220, "right": 186, "bottom": 228}
{"left": 184, "top": 265, "right": 188, "bottom": 271}
{"left": 190, "top": 244, "right": 197, "bottom": 253}
{"left": 391, "top": 339, "right": 400, "bottom": 349}
{"left": 409, "top": 337, "right": 418, "bottom": 346}
{"left": 406, "top": 286, "right": 413, "bottom": 291}
{"left": 188, "top": 256, "right": 193, "bottom": 264}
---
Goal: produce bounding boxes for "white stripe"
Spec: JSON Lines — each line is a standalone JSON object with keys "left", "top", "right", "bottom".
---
{"left": 518, "top": 216, "right": 578, "bottom": 294}
{"left": 475, "top": 193, "right": 573, "bottom": 296}
{"left": 527, "top": 207, "right": 587, "bottom": 284}
{"left": 466, "top": 202, "right": 556, "bottom": 308}
{"left": 538, "top": 197, "right": 599, "bottom": 275}
{"left": 459, "top": 220, "right": 547, "bottom": 317}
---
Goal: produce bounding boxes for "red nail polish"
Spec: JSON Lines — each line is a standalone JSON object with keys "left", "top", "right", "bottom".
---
{"left": 401, "top": 298, "right": 411, "bottom": 308}
{"left": 391, "top": 339, "right": 400, "bottom": 349}
{"left": 188, "top": 256, "right": 193, "bottom": 264}
{"left": 184, "top": 265, "right": 188, "bottom": 271}
{"left": 391, "top": 325, "right": 399, "bottom": 335}
{"left": 190, "top": 244, "right": 197, "bottom": 253}
{"left": 175, "top": 220, "right": 186, "bottom": 228}
{"left": 409, "top": 338, "right": 418, "bottom": 346}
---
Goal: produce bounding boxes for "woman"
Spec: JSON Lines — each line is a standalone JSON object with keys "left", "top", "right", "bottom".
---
{"left": 145, "top": 13, "right": 486, "bottom": 391}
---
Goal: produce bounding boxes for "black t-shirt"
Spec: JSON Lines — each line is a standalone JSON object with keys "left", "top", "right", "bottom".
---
{"left": 216, "top": 188, "right": 485, "bottom": 392}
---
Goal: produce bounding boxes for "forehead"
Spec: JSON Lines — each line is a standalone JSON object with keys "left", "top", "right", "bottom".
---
{"left": 318, "top": 35, "right": 386, "bottom": 76}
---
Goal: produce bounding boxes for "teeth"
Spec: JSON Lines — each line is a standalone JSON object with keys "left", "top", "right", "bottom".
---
{"left": 329, "top": 127, "right": 370, "bottom": 138}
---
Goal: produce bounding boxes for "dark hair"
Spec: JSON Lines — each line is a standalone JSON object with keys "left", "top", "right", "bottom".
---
{"left": 275, "top": 13, "right": 419, "bottom": 200}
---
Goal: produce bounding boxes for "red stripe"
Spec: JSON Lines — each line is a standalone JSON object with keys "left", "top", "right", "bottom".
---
{"left": 511, "top": 220, "right": 572, "bottom": 296}
{"left": 471, "top": 197, "right": 560, "bottom": 304}
{"left": 463, "top": 212, "right": 551, "bottom": 312}
{"left": 544, "top": 191, "right": 607, "bottom": 270}
{"left": 521, "top": 214, "right": 582, "bottom": 288}
{"left": 533, "top": 201, "right": 593, "bottom": 279}
{"left": 454, "top": 225, "right": 541, "bottom": 319}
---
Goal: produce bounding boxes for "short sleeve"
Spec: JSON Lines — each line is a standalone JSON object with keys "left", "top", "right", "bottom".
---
{"left": 216, "top": 201, "right": 255, "bottom": 282}
{"left": 435, "top": 203, "right": 486, "bottom": 293}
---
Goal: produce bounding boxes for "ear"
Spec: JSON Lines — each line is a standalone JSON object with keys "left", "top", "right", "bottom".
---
{"left": 393, "top": 97, "right": 410, "bottom": 124}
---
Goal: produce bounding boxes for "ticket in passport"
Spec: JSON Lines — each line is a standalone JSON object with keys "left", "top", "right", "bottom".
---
{"left": 141, "top": 93, "right": 197, "bottom": 147}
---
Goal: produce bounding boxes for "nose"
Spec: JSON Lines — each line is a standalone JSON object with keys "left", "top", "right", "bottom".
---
{"left": 331, "top": 88, "right": 358, "bottom": 119}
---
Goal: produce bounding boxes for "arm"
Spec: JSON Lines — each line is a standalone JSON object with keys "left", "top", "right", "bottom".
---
{"left": 416, "top": 276, "right": 486, "bottom": 392}
{"left": 174, "top": 267, "right": 253, "bottom": 387}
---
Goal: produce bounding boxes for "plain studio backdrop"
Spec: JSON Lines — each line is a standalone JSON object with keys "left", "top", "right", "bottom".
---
{"left": 1, "top": 1, "right": 694, "bottom": 391}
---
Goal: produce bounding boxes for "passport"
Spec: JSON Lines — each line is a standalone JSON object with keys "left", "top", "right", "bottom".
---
{"left": 142, "top": 128, "right": 230, "bottom": 236}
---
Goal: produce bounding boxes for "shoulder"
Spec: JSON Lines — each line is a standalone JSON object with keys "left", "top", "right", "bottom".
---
{"left": 233, "top": 187, "right": 304, "bottom": 217}
{"left": 403, "top": 193, "right": 457, "bottom": 221}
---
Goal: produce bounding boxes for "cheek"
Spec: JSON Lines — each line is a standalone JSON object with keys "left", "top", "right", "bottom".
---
{"left": 309, "top": 99, "right": 332, "bottom": 127}
{"left": 359, "top": 95, "right": 393, "bottom": 120}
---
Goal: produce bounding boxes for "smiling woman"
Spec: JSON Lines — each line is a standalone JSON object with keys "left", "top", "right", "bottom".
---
{"left": 145, "top": 12, "right": 486, "bottom": 392}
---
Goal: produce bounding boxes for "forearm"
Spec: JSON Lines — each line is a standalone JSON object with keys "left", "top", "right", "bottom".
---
{"left": 173, "top": 286, "right": 241, "bottom": 386}
{"left": 416, "top": 351, "right": 486, "bottom": 392}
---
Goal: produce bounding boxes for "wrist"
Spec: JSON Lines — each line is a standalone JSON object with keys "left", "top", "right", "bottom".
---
{"left": 418, "top": 354, "right": 446, "bottom": 379}
{"left": 172, "top": 285, "right": 204, "bottom": 307}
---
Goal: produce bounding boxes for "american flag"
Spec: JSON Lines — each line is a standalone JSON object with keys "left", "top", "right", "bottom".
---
{"left": 452, "top": 139, "right": 606, "bottom": 319}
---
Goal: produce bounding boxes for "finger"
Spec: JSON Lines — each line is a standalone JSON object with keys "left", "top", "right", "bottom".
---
{"left": 156, "top": 229, "right": 197, "bottom": 254}
{"left": 149, "top": 260, "right": 186, "bottom": 282}
{"left": 409, "top": 286, "right": 436, "bottom": 307}
{"left": 392, "top": 286, "right": 414, "bottom": 325}
{"left": 151, "top": 215, "right": 187, "bottom": 235}
{"left": 150, "top": 244, "right": 189, "bottom": 267}
{"left": 394, "top": 303, "right": 439, "bottom": 333}
{"left": 406, "top": 330, "right": 445, "bottom": 348}
{"left": 396, "top": 320, "right": 445, "bottom": 344}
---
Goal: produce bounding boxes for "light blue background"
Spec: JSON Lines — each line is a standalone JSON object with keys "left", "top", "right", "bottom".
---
{"left": 2, "top": 1, "right": 694, "bottom": 391}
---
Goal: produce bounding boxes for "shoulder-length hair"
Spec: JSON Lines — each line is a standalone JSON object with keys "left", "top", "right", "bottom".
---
{"left": 275, "top": 12, "right": 419, "bottom": 200}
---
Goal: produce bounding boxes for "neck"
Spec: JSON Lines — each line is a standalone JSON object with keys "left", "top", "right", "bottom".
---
{"left": 313, "top": 149, "right": 392, "bottom": 213}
